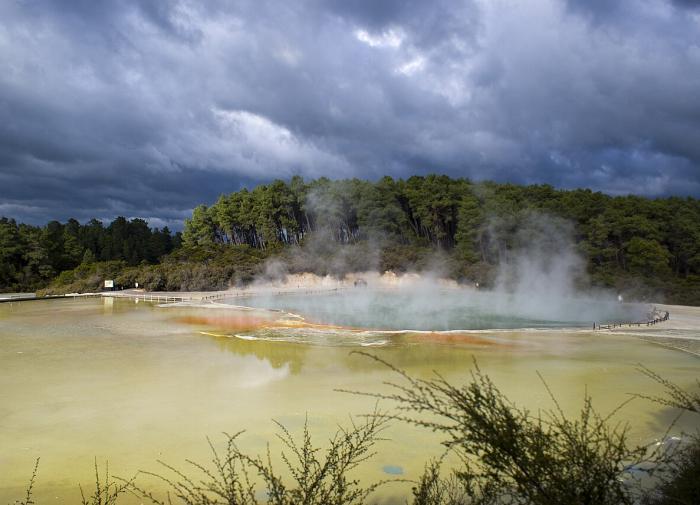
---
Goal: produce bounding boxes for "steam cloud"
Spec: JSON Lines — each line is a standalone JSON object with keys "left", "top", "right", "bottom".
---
{"left": 241, "top": 211, "right": 645, "bottom": 330}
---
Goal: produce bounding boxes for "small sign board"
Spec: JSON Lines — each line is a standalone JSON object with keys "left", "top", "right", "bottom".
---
{"left": 104, "top": 280, "right": 114, "bottom": 289}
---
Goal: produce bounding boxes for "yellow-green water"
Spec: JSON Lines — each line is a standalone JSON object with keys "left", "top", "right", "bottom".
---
{"left": 0, "top": 297, "right": 697, "bottom": 503}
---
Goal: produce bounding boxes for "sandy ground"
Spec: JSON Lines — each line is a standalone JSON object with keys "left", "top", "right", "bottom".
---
{"left": 606, "top": 303, "right": 700, "bottom": 356}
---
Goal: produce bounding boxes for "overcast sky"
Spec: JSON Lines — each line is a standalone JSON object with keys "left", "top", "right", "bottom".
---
{"left": 1, "top": 0, "right": 699, "bottom": 228}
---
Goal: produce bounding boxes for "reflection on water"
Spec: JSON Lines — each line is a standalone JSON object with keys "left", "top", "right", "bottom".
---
{"left": 0, "top": 297, "right": 697, "bottom": 504}
{"left": 208, "top": 337, "right": 309, "bottom": 374}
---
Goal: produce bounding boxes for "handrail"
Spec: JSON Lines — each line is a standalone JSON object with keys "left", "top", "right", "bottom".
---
{"left": 101, "top": 291, "right": 230, "bottom": 304}
{"left": 594, "top": 310, "right": 669, "bottom": 330}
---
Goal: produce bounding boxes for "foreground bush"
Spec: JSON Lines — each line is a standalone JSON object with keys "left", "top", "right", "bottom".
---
{"left": 353, "top": 354, "right": 657, "bottom": 505}
{"left": 15, "top": 414, "right": 390, "bottom": 505}
{"left": 131, "top": 414, "right": 389, "bottom": 505}
{"left": 644, "top": 438, "right": 700, "bottom": 505}
{"left": 39, "top": 245, "right": 271, "bottom": 294}
{"left": 637, "top": 367, "right": 700, "bottom": 505}
{"left": 37, "top": 261, "right": 128, "bottom": 295}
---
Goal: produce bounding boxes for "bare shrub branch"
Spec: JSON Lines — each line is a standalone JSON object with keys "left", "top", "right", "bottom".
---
{"left": 128, "top": 409, "right": 393, "bottom": 505}
{"left": 346, "top": 351, "right": 651, "bottom": 505}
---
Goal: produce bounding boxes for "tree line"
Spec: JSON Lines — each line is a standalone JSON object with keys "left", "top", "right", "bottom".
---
{"left": 182, "top": 175, "right": 700, "bottom": 296}
{"left": 4, "top": 175, "right": 700, "bottom": 303}
{"left": 0, "top": 216, "right": 180, "bottom": 291}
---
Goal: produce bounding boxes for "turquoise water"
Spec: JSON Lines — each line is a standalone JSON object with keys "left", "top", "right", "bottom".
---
{"left": 227, "top": 289, "right": 647, "bottom": 330}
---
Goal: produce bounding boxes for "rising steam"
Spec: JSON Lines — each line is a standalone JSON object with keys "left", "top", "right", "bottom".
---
{"left": 226, "top": 206, "right": 646, "bottom": 331}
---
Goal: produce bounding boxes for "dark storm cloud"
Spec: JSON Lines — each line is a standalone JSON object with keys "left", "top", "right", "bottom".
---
{"left": 674, "top": 0, "right": 700, "bottom": 8}
{"left": 1, "top": 0, "right": 699, "bottom": 227}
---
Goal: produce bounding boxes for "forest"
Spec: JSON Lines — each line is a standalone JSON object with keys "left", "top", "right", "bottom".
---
{"left": 0, "top": 216, "right": 180, "bottom": 292}
{"left": 179, "top": 175, "right": 700, "bottom": 303}
{"left": 2, "top": 175, "right": 700, "bottom": 304}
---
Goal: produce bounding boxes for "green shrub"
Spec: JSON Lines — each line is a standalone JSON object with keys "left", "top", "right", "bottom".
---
{"left": 637, "top": 367, "right": 700, "bottom": 505}
{"left": 129, "top": 413, "right": 389, "bottom": 505}
{"left": 351, "top": 354, "right": 654, "bottom": 505}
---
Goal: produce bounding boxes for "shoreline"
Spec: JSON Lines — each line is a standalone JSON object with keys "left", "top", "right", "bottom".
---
{"left": 169, "top": 291, "right": 700, "bottom": 357}
{"left": 602, "top": 303, "right": 700, "bottom": 357}
{"left": 7, "top": 286, "right": 700, "bottom": 358}
{"left": 166, "top": 296, "right": 700, "bottom": 358}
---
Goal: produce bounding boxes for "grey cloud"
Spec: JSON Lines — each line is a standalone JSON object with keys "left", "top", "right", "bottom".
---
{"left": 673, "top": 0, "right": 700, "bottom": 7}
{"left": 0, "top": 0, "right": 699, "bottom": 228}
{"left": 320, "top": 0, "right": 481, "bottom": 51}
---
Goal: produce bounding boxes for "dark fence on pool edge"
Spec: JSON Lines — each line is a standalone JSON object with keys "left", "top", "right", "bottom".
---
{"left": 594, "top": 310, "right": 670, "bottom": 331}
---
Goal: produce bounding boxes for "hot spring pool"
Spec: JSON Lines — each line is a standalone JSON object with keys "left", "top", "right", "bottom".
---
{"left": 225, "top": 288, "right": 647, "bottom": 331}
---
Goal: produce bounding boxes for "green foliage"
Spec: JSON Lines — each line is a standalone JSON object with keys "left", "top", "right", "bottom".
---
{"left": 178, "top": 176, "right": 700, "bottom": 303}
{"left": 183, "top": 205, "right": 217, "bottom": 248}
{"left": 39, "top": 261, "right": 128, "bottom": 295}
{"left": 79, "top": 461, "right": 133, "bottom": 505}
{"left": 626, "top": 238, "right": 672, "bottom": 276}
{"left": 15, "top": 458, "right": 39, "bottom": 505}
{"left": 116, "top": 244, "right": 270, "bottom": 291}
{"left": 637, "top": 367, "right": 700, "bottom": 505}
{"left": 644, "top": 438, "right": 700, "bottom": 505}
{"left": 355, "top": 354, "right": 651, "bottom": 505}
{"left": 130, "top": 413, "right": 389, "bottom": 505}
{"left": 411, "top": 460, "right": 475, "bottom": 505}
{"left": 636, "top": 366, "right": 700, "bottom": 415}
{"left": 38, "top": 244, "right": 269, "bottom": 294}
{"left": 4, "top": 175, "right": 700, "bottom": 303}
{"left": 82, "top": 249, "right": 96, "bottom": 265}
{"left": 0, "top": 217, "right": 179, "bottom": 292}
{"left": 454, "top": 193, "right": 483, "bottom": 263}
